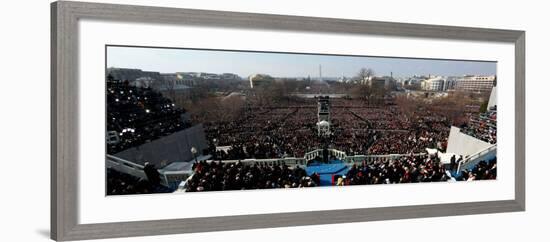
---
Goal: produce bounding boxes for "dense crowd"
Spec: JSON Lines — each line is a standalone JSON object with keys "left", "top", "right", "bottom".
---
{"left": 105, "top": 73, "right": 498, "bottom": 195}
{"left": 185, "top": 161, "right": 317, "bottom": 192}
{"left": 330, "top": 108, "right": 376, "bottom": 155}
{"left": 363, "top": 107, "right": 451, "bottom": 155}
{"left": 106, "top": 76, "right": 191, "bottom": 154}
{"left": 460, "top": 106, "right": 497, "bottom": 144}
{"left": 455, "top": 158, "right": 497, "bottom": 181}
{"left": 340, "top": 155, "right": 449, "bottom": 185}
{"left": 348, "top": 106, "right": 412, "bottom": 131}
{"left": 202, "top": 97, "right": 456, "bottom": 159}
{"left": 205, "top": 106, "right": 319, "bottom": 159}
{"left": 106, "top": 168, "right": 173, "bottom": 195}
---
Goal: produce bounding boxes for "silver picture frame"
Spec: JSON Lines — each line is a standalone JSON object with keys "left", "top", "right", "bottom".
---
{"left": 51, "top": 1, "right": 525, "bottom": 241}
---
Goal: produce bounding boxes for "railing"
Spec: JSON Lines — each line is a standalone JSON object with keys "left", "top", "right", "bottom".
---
{"left": 346, "top": 153, "right": 426, "bottom": 165}
{"left": 106, "top": 154, "right": 192, "bottom": 189}
{"left": 331, "top": 149, "right": 347, "bottom": 160}
{"left": 108, "top": 150, "right": 431, "bottom": 192}
{"left": 161, "top": 170, "right": 193, "bottom": 190}
{"left": 304, "top": 149, "right": 321, "bottom": 161}
{"left": 457, "top": 144, "right": 497, "bottom": 172}
{"left": 106, "top": 154, "right": 147, "bottom": 180}
{"left": 204, "top": 152, "right": 426, "bottom": 167}
{"left": 304, "top": 148, "right": 347, "bottom": 161}
{"left": 202, "top": 157, "right": 309, "bottom": 167}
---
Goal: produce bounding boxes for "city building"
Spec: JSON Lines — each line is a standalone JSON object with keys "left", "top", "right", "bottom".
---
{"left": 107, "top": 67, "right": 162, "bottom": 83}
{"left": 249, "top": 73, "right": 274, "bottom": 88}
{"left": 403, "top": 75, "right": 428, "bottom": 86}
{"left": 454, "top": 75, "right": 496, "bottom": 92}
{"left": 444, "top": 77, "right": 457, "bottom": 90}
{"left": 162, "top": 73, "right": 195, "bottom": 89}
{"left": 221, "top": 73, "right": 241, "bottom": 80}
{"left": 421, "top": 76, "right": 446, "bottom": 91}
{"left": 366, "top": 76, "right": 395, "bottom": 89}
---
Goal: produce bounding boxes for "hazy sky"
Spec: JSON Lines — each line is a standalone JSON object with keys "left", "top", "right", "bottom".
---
{"left": 107, "top": 46, "right": 496, "bottom": 78}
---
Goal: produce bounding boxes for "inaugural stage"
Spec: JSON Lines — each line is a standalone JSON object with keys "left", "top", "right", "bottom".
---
{"left": 306, "top": 160, "right": 349, "bottom": 186}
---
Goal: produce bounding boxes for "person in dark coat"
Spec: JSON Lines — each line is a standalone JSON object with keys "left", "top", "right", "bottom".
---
{"left": 143, "top": 162, "right": 161, "bottom": 186}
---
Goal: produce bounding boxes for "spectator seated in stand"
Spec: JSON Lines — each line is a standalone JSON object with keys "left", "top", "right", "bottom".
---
{"left": 106, "top": 168, "right": 173, "bottom": 195}
{"left": 460, "top": 106, "right": 497, "bottom": 144}
{"left": 106, "top": 75, "right": 191, "bottom": 154}
{"left": 341, "top": 154, "right": 449, "bottom": 186}
{"left": 185, "top": 160, "right": 316, "bottom": 192}
{"left": 455, "top": 158, "right": 497, "bottom": 181}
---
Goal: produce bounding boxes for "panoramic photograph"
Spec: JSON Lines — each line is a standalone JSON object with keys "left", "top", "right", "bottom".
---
{"left": 105, "top": 45, "right": 497, "bottom": 195}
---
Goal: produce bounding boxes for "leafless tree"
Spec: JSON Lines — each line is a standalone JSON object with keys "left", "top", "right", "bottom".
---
{"left": 356, "top": 67, "right": 375, "bottom": 83}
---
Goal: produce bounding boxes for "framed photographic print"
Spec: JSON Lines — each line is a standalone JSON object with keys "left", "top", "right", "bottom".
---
{"left": 51, "top": 1, "right": 525, "bottom": 241}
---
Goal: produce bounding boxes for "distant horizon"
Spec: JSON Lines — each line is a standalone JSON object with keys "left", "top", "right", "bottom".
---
{"left": 107, "top": 66, "right": 497, "bottom": 80}
{"left": 107, "top": 46, "right": 497, "bottom": 79}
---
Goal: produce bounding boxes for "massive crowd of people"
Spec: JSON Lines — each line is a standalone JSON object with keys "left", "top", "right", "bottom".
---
{"left": 106, "top": 76, "right": 191, "bottom": 154}
{"left": 105, "top": 79, "right": 484, "bottom": 160}
{"left": 359, "top": 107, "right": 451, "bottom": 155}
{"left": 185, "top": 154, "right": 497, "bottom": 192}
{"left": 106, "top": 76, "right": 498, "bottom": 194}
{"left": 185, "top": 161, "right": 317, "bottom": 192}
{"left": 202, "top": 97, "right": 454, "bottom": 159}
{"left": 337, "top": 154, "right": 496, "bottom": 186}
{"left": 205, "top": 106, "right": 319, "bottom": 159}
{"left": 330, "top": 107, "right": 376, "bottom": 155}
{"left": 460, "top": 106, "right": 497, "bottom": 144}
{"left": 341, "top": 155, "right": 449, "bottom": 185}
